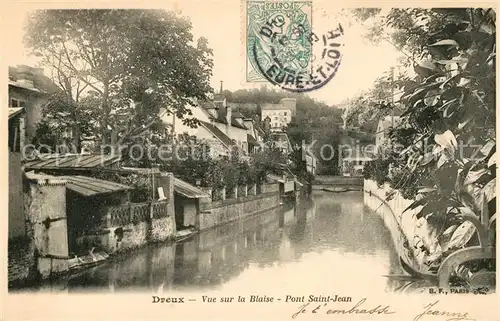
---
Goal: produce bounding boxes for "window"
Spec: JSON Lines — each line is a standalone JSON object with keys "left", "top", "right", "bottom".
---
{"left": 274, "top": 116, "right": 278, "bottom": 120}
{"left": 284, "top": 112, "right": 287, "bottom": 116}
{"left": 10, "top": 98, "right": 26, "bottom": 108}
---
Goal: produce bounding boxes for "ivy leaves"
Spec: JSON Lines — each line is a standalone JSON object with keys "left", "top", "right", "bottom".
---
{"left": 365, "top": 8, "right": 496, "bottom": 234}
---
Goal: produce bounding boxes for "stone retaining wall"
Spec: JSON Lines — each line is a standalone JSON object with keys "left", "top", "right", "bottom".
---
{"left": 363, "top": 179, "right": 439, "bottom": 271}
{"left": 24, "top": 175, "right": 70, "bottom": 280}
{"left": 199, "top": 183, "right": 281, "bottom": 231}
{"left": 76, "top": 173, "right": 176, "bottom": 254}
{"left": 9, "top": 152, "right": 25, "bottom": 239}
{"left": 8, "top": 238, "right": 35, "bottom": 286}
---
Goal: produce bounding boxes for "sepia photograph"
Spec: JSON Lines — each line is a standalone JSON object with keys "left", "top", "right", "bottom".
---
{"left": 3, "top": 1, "right": 497, "bottom": 320}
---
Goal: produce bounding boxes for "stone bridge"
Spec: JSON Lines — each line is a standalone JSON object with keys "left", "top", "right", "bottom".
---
{"left": 312, "top": 176, "right": 363, "bottom": 190}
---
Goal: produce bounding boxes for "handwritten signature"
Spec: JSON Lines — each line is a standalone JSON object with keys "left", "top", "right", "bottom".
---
{"left": 291, "top": 299, "right": 475, "bottom": 321}
{"left": 291, "top": 298, "right": 395, "bottom": 319}
{"left": 414, "top": 300, "right": 475, "bottom": 321}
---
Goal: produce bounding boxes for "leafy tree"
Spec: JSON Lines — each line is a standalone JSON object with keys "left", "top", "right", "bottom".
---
{"left": 24, "top": 9, "right": 213, "bottom": 149}
{"left": 252, "top": 147, "right": 288, "bottom": 179}
{"left": 341, "top": 71, "right": 406, "bottom": 133}
{"left": 31, "top": 121, "right": 60, "bottom": 151}
{"left": 315, "top": 128, "right": 342, "bottom": 175}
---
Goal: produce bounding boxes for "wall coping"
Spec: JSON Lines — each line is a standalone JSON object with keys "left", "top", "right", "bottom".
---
{"left": 25, "top": 172, "right": 67, "bottom": 186}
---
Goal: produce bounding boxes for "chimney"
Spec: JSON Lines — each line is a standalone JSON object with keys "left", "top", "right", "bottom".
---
{"left": 220, "top": 81, "right": 223, "bottom": 94}
{"left": 263, "top": 116, "right": 271, "bottom": 131}
{"left": 210, "top": 107, "right": 218, "bottom": 118}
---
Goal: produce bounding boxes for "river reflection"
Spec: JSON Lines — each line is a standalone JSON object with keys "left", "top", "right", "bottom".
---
{"left": 28, "top": 191, "right": 408, "bottom": 293}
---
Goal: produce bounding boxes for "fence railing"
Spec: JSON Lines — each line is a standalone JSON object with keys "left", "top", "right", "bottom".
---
{"left": 210, "top": 183, "right": 279, "bottom": 202}
{"left": 106, "top": 200, "right": 169, "bottom": 227}
{"left": 152, "top": 201, "right": 169, "bottom": 219}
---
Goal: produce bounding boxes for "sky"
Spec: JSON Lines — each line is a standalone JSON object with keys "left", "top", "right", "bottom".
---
{"left": 4, "top": 1, "right": 403, "bottom": 106}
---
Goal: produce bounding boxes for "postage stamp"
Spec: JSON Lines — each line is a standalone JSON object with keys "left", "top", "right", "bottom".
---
{"left": 245, "top": 1, "right": 313, "bottom": 83}
{"left": 245, "top": 0, "right": 343, "bottom": 92}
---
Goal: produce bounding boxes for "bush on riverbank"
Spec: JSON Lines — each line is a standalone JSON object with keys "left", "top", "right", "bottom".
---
{"left": 360, "top": 8, "right": 496, "bottom": 278}
{"left": 159, "top": 138, "right": 289, "bottom": 191}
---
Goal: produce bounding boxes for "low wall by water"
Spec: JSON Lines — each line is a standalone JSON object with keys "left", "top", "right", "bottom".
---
{"left": 8, "top": 238, "right": 36, "bottom": 287}
{"left": 76, "top": 214, "right": 175, "bottom": 255}
{"left": 198, "top": 183, "right": 281, "bottom": 231}
{"left": 73, "top": 173, "right": 176, "bottom": 255}
{"left": 363, "top": 179, "right": 439, "bottom": 272}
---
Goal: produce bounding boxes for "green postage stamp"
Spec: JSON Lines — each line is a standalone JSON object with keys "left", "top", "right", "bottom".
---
{"left": 245, "top": 1, "right": 313, "bottom": 83}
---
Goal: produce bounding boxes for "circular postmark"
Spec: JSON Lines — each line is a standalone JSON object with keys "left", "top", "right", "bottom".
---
{"left": 251, "top": 17, "right": 344, "bottom": 93}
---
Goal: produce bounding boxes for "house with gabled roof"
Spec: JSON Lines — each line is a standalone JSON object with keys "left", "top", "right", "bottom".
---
{"left": 261, "top": 98, "right": 296, "bottom": 132}
{"left": 161, "top": 100, "right": 236, "bottom": 158}
{"left": 161, "top": 86, "right": 264, "bottom": 157}
{"left": 8, "top": 65, "right": 60, "bottom": 143}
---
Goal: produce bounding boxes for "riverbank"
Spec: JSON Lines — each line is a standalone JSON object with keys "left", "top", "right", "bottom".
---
{"left": 198, "top": 183, "right": 282, "bottom": 231}
{"left": 363, "top": 179, "right": 496, "bottom": 291}
{"left": 9, "top": 180, "right": 306, "bottom": 290}
{"left": 363, "top": 179, "right": 433, "bottom": 274}
{"left": 11, "top": 191, "right": 403, "bottom": 293}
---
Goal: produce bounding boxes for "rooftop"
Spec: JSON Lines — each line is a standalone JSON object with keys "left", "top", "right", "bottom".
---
{"left": 198, "top": 99, "right": 248, "bottom": 130}
{"left": 261, "top": 103, "right": 293, "bottom": 110}
{"left": 9, "top": 65, "right": 60, "bottom": 94}
{"left": 199, "top": 100, "right": 217, "bottom": 110}
{"left": 254, "top": 123, "right": 266, "bottom": 135}
{"left": 206, "top": 107, "right": 248, "bottom": 130}
{"left": 62, "top": 175, "right": 132, "bottom": 197}
{"left": 25, "top": 154, "right": 121, "bottom": 170}
{"left": 267, "top": 173, "right": 286, "bottom": 183}
{"left": 247, "top": 134, "right": 258, "bottom": 146}
{"left": 213, "top": 94, "right": 225, "bottom": 101}
{"left": 232, "top": 111, "right": 245, "bottom": 118}
{"left": 199, "top": 121, "right": 235, "bottom": 148}
{"left": 8, "top": 107, "right": 24, "bottom": 119}
{"left": 174, "top": 178, "right": 209, "bottom": 198}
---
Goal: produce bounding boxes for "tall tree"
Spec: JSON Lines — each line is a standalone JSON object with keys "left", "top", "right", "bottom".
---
{"left": 24, "top": 9, "right": 213, "bottom": 150}
{"left": 341, "top": 69, "right": 409, "bottom": 133}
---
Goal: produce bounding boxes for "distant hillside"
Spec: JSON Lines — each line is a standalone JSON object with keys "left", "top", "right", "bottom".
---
{"left": 222, "top": 88, "right": 344, "bottom": 124}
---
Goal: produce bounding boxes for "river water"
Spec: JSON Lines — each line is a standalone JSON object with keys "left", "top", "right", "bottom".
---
{"left": 26, "top": 191, "right": 411, "bottom": 294}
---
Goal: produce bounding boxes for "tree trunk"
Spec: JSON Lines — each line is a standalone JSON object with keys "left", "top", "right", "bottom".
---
{"left": 101, "top": 82, "right": 110, "bottom": 148}
{"left": 72, "top": 124, "right": 81, "bottom": 153}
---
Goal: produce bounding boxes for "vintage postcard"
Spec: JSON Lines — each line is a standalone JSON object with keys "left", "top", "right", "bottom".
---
{"left": 2, "top": 1, "right": 498, "bottom": 321}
